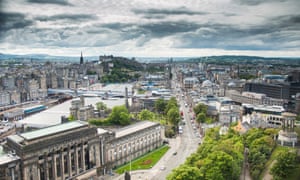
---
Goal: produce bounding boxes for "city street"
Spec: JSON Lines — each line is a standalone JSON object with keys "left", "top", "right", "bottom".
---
{"left": 113, "top": 93, "right": 200, "bottom": 180}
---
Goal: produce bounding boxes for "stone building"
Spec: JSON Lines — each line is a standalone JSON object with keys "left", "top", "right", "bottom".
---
{"left": 0, "top": 152, "right": 20, "bottom": 180}
{"left": 0, "top": 91, "right": 10, "bottom": 106}
{"left": 5, "top": 121, "right": 103, "bottom": 180}
{"left": 1, "top": 120, "right": 163, "bottom": 179}
{"left": 105, "top": 121, "right": 163, "bottom": 169}
{"left": 70, "top": 96, "right": 95, "bottom": 121}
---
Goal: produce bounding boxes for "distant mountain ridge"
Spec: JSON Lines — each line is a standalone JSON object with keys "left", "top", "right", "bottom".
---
{"left": 0, "top": 53, "right": 299, "bottom": 63}
{"left": 0, "top": 53, "right": 99, "bottom": 62}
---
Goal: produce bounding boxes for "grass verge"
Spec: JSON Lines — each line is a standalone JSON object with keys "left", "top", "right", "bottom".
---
{"left": 115, "top": 145, "right": 170, "bottom": 174}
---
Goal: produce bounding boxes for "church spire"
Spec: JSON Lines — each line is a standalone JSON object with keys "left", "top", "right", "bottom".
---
{"left": 80, "top": 51, "right": 84, "bottom": 64}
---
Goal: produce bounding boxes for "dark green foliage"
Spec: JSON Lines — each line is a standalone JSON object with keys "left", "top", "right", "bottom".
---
{"left": 244, "top": 128, "right": 277, "bottom": 179}
{"left": 138, "top": 109, "right": 155, "bottom": 120}
{"left": 167, "top": 165, "right": 203, "bottom": 180}
{"left": 167, "top": 107, "right": 180, "bottom": 126}
{"left": 88, "top": 118, "right": 112, "bottom": 126}
{"left": 100, "top": 58, "right": 143, "bottom": 83}
{"left": 193, "top": 103, "right": 207, "bottom": 116}
{"left": 168, "top": 127, "right": 244, "bottom": 180}
{"left": 154, "top": 98, "right": 167, "bottom": 114}
{"left": 107, "top": 105, "right": 131, "bottom": 125}
{"left": 271, "top": 149, "right": 297, "bottom": 180}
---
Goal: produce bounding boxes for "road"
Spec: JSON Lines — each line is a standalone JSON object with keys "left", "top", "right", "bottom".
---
{"left": 113, "top": 72, "right": 200, "bottom": 180}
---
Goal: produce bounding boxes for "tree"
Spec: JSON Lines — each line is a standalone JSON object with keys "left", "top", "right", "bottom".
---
{"left": 155, "top": 98, "right": 167, "bottom": 114}
{"left": 167, "top": 107, "right": 180, "bottom": 126}
{"left": 193, "top": 103, "right": 207, "bottom": 116}
{"left": 107, "top": 105, "right": 131, "bottom": 125}
{"left": 196, "top": 113, "right": 206, "bottom": 124}
{"left": 138, "top": 109, "right": 155, "bottom": 121}
{"left": 167, "top": 165, "right": 202, "bottom": 180}
{"left": 165, "top": 97, "right": 178, "bottom": 115}
{"left": 96, "top": 102, "right": 108, "bottom": 111}
{"left": 203, "top": 151, "right": 237, "bottom": 180}
{"left": 271, "top": 149, "right": 297, "bottom": 180}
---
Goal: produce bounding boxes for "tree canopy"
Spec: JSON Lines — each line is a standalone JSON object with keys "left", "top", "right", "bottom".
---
{"left": 168, "top": 127, "right": 244, "bottom": 180}
{"left": 107, "top": 105, "right": 131, "bottom": 125}
{"left": 167, "top": 165, "right": 202, "bottom": 180}
{"left": 154, "top": 98, "right": 167, "bottom": 114}
{"left": 193, "top": 103, "right": 207, "bottom": 116}
{"left": 138, "top": 109, "right": 155, "bottom": 121}
{"left": 271, "top": 149, "right": 297, "bottom": 180}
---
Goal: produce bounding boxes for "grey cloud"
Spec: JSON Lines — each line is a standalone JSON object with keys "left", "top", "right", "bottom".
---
{"left": 139, "top": 21, "right": 199, "bottom": 37}
{"left": 100, "top": 23, "right": 135, "bottom": 30}
{"left": 175, "top": 19, "right": 300, "bottom": 50}
{"left": 234, "top": 0, "right": 288, "bottom": 6}
{"left": 132, "top": 7, "right": 207, "bottom": 19}
{"left": 27, "top": 0, "right": 72, "bottom": 6}
{"left": 276, "top": 15, "right": 300, "bottom": 27}
{"left": 36, "top": 14, "right": 97, "bottom": 22}
{"left": 102, "top": 21, "right": 199, "bottom": 37}
{"left": 133, "top": 8, "right": 207, "bottom": 16}
{"left": 0, "top": 12, "right": 33, "bottom": 32}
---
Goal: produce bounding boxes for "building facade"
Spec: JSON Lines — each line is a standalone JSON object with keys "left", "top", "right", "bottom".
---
{"left": 105, "top": 121, "right": 163, "bottom": 169}
{"left": 1, "top": 120, "right": 163, "bottom": 180}
{"left": 5, "top": 121, "right": 103, "bottom": 180}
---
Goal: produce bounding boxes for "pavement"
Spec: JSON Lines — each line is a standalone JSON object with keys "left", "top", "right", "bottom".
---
{"left": 112, "top": 93, "right": 201, "bottom": 180}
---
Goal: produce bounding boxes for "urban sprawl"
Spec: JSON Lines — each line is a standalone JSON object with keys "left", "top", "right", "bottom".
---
{"left": 0, "top": 54, "right": 300, "bottom": 180}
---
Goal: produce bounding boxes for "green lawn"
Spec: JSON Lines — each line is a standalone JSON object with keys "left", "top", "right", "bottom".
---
{"left": 115, "top": 145, "right": 170, "bottom": 174}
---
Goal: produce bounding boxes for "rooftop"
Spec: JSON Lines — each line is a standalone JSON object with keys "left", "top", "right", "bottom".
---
{"left": 10, "top": 121, "right": 88, "bottom": 142}
{"left": 115, "top": 121, "right": 159, "bottom": 138}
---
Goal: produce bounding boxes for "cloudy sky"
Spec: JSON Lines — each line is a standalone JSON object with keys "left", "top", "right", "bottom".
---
{"left": 1, "top": 0, "right": 300, "bottom": 57}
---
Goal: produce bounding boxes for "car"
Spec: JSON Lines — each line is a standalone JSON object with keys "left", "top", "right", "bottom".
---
{"left": 160, "top": 166, "right": 166, "bottom": 171}
{"left": 173, "top": 152, "right": 177, "bottom": 155}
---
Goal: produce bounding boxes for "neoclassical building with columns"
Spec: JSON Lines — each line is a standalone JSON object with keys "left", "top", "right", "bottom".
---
{"left": 5, "top": 121, "right": 104, "bottom": 180}
{"left": 2, "top": 120, "right": 163, "bottom": 180}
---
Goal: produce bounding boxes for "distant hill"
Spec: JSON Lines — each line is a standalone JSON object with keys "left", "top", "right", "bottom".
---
{"left": 0, "top": 53, "right": 299, "bottom": 64}
{"left": 0, "top": 53, "right": 98, "bottom": 62}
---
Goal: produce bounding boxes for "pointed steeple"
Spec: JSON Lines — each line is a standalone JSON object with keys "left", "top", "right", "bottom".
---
{"left": 80, "top": 51, "right": 84, "bottom": 64}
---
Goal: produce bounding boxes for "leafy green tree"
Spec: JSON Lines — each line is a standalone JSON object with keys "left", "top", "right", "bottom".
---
{"left": 193, "top": 103, "right": 207, "bottom": 116}
{"left": 107, "top": 105, "right": 131, "bottom": 125}
{"left": 138, "top": 109, "right": 155, "bottom": 120}
{"left": 167, "top": 107, "right": 180, "bottom": 126}
{"left": 196, "top": 113, "right": 206, "bottom": 124}
{"left": 96, "top": 102, "right": 108, "bottom": 111}
{"left": 244, "top": 128, "right": 264, "bottom": 147}
{"left": 167, "top": 165, "right": 202, "bottom": 180}
{"left": 271, "top": 149, "right": 297, "bottom": 180}
{"left": 199, "top": 151, "right": 238, "bottom": 180}
{"left": 155, "top": 98, "right": 167, "bottom": 114}
{"left": 205, "top": 117, "right": 214, "bottom": 124}
{"left": 165, "top": 97, "right": 178, "bottom": 115}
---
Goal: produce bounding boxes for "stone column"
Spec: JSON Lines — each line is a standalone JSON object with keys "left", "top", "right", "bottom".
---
{"left": 67, "top": 146, "right": 72, "bottom": 178}
{"left": 81, "top": 144, "right": 86, "bottom": 171}
{"left": 52, "top": 154, "right": 57, "bottom": 179}
{"left": 75, "top": 146, "right": 79, "bottom": 174}
{"left": 44, "top": 153, "right": 49, "bottom": 180}
{"left": 60, "top": 150, "right": 65, "bottom": 180}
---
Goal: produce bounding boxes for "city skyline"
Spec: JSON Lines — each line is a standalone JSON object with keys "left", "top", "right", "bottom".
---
{"left": 1, "top": 0, "right": 300, "bottom": 57}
